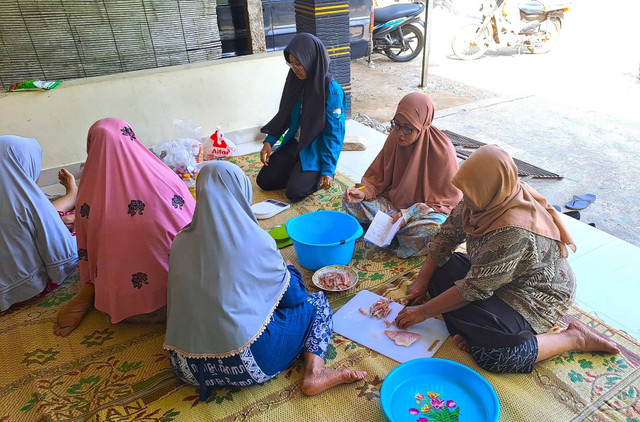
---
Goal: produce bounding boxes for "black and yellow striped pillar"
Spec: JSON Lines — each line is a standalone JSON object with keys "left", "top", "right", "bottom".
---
{"left": 294, "top": 0, "right": 352, "bottom": 116}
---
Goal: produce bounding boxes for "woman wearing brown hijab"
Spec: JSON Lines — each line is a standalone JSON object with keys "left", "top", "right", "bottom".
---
{"left": 395, "top": 145, "right": 619, "bottom": 373}
{"left": 342, "top": 92, "right": 462, "bottom": 258}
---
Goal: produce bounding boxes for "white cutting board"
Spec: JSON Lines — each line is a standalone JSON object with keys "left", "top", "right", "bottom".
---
{"left": 333, "top": 290, "right": 450, "bottom": 363}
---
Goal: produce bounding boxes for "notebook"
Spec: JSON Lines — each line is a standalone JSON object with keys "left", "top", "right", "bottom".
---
{"left": 363, "top": 211, "right": 403, "bottom": 247}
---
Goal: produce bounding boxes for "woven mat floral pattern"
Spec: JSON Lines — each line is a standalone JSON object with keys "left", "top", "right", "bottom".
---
{"left": 0, "top": 153, "right": 638, "bottom": 422}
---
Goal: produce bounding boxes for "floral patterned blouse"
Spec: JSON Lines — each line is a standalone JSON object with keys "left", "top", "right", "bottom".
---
{"left": 429, "top": 203, "right": 576, "bottom": 333}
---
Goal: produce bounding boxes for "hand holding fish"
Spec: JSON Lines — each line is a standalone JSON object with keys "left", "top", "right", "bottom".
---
{"left": 395, "top": 304, "right": 429, "bottom": 329}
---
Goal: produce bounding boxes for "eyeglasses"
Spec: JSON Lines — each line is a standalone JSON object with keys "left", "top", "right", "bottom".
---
{"left": 390, "top": 119, "right": 416, "bottom": 136}
{"left": 287, "top": 60, "right": 305, "bottom": 71}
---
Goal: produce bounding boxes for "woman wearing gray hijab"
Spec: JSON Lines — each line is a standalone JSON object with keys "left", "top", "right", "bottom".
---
{"left": 0, "top": 135, "right": 78, "bottom": 311}
{"left": 163, "top": 161, "right": 365, "bottom": 400}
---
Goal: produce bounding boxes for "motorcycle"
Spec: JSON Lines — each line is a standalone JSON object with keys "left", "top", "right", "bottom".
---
{"left": 372, "top": 1, "right": 425, "bottom": 62}
{"left": 451, "top": 0, "right": 570, "bottom": 60}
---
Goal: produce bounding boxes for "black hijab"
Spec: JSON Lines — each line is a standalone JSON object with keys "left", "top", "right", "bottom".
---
{"left": 261, "top": 33, "right": 334, "bottom": 150}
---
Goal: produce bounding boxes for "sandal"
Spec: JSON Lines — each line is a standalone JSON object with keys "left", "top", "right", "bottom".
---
{"left": 565, "top": 194, "right": 596, "bottom": 210}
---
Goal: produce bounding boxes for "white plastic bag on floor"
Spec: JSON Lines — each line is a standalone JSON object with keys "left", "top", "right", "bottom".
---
{"left": 150, "top": 119, "right": 204, "bottom": 176}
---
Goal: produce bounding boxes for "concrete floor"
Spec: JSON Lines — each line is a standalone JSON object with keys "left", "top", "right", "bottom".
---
{"left": 433, "top": 94, "right": 640, "bottom": 247}
{"left": 352, "top": 1, "right": 640, "bottom": 247}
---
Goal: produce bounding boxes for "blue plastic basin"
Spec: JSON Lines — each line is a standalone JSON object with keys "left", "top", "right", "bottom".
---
{"left": 380, "top": 358, "right": 500, "bottom": 422}
{"left": 285, "top": 210, "right": 363, "bottom": 271}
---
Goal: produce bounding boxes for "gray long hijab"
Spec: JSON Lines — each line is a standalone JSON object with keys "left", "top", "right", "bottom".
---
{"left": 0, "top": 135, "right": 78, "bottom": 311}
{"left": 163, "top": 161, "right": 290, "bottom": 358}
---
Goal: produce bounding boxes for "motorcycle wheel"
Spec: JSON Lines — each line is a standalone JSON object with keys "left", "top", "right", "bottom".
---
{"left": 527, "top": 18, "right": 562, "bottom": 54}
{"left": 386, "top": 25, "right": 424, "bottom": 62}
{"left": 451, "top": 23, "right": 491, "bottom": 60}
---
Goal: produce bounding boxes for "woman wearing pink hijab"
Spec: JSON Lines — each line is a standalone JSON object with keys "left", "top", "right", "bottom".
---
{"left": 54, "top": 118, "right": 195, "bottom": 336}
{"left": 343, "top": 92, "right": 462, "bottom": 258}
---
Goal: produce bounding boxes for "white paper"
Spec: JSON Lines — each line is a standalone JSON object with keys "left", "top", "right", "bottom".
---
{"left": 363, "top": 211, "right": 403, "bottom": 247}
{"left": 333, "top": 290, "right": 450, "bottom": 363}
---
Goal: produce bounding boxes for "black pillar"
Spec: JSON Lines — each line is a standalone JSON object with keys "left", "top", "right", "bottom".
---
{"left": 294, "top": 0, "right": 352, "bottom": 117}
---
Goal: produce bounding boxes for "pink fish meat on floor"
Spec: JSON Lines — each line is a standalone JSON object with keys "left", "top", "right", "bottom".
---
{"left": 384, "top": 330, "right": 421, "bottom": 347}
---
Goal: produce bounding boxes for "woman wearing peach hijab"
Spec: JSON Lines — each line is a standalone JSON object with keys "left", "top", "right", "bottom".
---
{"left": 342, "top": 92, "right": 462, "bottom": 258}
{"left": 395, "top": 145, "right": 618, "bottom": 373}
{"left": 54, "top": 118, "right": 195, "bottom": 336}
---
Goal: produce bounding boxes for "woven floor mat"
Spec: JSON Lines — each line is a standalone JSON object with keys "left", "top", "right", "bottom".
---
{"left": 1, "top": 153, "right": 635, "bottom": 422}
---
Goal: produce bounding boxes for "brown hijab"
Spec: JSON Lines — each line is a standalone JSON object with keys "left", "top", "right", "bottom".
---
{"left": 451, "top": 145, "right": 576, "bottom": 257}
{"left": 360, "top": 92, "right": 462, "bottom": 213}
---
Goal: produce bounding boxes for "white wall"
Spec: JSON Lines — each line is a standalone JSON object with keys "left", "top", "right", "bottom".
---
{"left": 0, "top": 52, "right": 287, "bottom": 171}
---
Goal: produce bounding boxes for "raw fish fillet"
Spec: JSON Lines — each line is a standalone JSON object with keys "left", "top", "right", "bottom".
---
{"left": 369, "top": 298, "right": 392, "bottom": 319}
{"left": 384, "top": 330, "right": 421, "bottom": 347}
{"left": 318, "top": 271, "right": 350, "bottom": 290}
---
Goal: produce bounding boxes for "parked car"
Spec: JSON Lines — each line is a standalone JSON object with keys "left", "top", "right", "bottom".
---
{"left": 216, "top": 0, "right": 373, "bottom": 59}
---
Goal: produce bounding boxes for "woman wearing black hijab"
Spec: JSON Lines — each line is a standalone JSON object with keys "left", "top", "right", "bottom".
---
{"left": 257, "top": 33, "right": 347, "bottom": 202}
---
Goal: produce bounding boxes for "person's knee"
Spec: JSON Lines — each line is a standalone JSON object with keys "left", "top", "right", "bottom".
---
{"left": 255, "top": 169, "right": 270, "bottom": 190}
{"left": 475, "top": 358, "right": 514, "bottom": 374}
{"left": 471, "top": 347, "right": 506, "bottom": 373}
{"left": 317, "top": 291, "right": 329, "bottom": 308}
{"left": 256, "top": 168, "right": 281, "bottom": 191}
{"left": 471, "top": 345, "right": 535, "bottom": 374}
{"left": 475, "top": 359, "right": 534, "bottom": 374}
{"left": 285, "top": 187, "right": 310, "bottom": 202}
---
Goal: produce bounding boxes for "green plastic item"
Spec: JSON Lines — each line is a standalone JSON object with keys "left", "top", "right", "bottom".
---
{"left": 268, "top": 225, "right": 292, "bottom": 248}
{"left": 8, "top": 80, "right": 62, "bottom": 91}
{"left": 275, "top": 238, "right": 293, "bottom": 249}
{"left": 268, "top": 225, "right": 288, "bottom": 240}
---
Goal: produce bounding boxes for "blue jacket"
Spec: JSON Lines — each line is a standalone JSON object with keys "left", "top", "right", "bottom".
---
{"left": 265, "top": 80, "right": 346, "bottom": 177}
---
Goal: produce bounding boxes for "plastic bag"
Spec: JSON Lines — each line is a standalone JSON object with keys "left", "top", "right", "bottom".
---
{"left": 342, "top": 135, "right": 368, "bottom": 151}
{"left": 203, "top": 126, "right": 236, "bottom": 160}
{"left": 150, "top": 119, "right": 204, "bottom": 177}
{"left": 8, "top": 80, "right": 62, "bottom": 91}
{"left": 173, "top": 119, "right": 202, "bottom": 147}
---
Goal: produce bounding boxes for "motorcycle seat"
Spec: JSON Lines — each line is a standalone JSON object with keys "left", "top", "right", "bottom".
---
{"left": 374, "top": 3, "right": 423, "bottom": 25}
{"left": 518, "top": 1, "right": 544, "bottom": 14}
{"left": 519, "top": 0, "right": 571, "bottom": 13}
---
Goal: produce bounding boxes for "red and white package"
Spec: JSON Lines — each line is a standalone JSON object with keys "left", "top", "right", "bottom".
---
{"left": 204, "top": 126, "right": 236, "bottom": 160}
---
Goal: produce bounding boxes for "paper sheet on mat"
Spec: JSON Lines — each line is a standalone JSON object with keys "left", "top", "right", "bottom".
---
{"left": 333, "top": 290, "right": 450, "bottom": 363}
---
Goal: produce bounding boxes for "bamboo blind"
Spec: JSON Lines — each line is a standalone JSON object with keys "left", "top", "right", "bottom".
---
{"left": 0, "top": 0, "right": 222, "bottom": 89}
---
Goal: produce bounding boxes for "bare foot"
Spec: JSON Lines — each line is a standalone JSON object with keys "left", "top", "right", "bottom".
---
{"left": 567, "top": 321, "right": 620, "bottom": 354}
{"left": 58, "top": 168, "right": 77, "bottom": 194}
{"left": 452, "top": 334, "right": 471, "bottom": 353}
{"left": 300, "top": 368, "right": 367, "bottom": 396}
{"left": 54, "top": 311, "right": 88, "bottom": 337}
{"left": 54, "top": 284, "right": 94, "bottom": 337}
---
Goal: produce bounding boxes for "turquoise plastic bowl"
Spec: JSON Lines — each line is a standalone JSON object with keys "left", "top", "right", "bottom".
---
{"left": 285, "top": 210, "right": 363, "bottom": 271}
{"left": 380, "top": 358, "right": 500, "bottom": 422}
